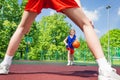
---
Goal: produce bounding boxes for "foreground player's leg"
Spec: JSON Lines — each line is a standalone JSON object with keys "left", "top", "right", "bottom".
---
{"left": 0, "top": 11, "right": 37, "bottom": 74}
{"left": 62, "top": 7, "right": 120, "bottom": 80}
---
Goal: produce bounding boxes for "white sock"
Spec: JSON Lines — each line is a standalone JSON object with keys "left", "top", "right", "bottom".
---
{"left": 1, "top": 54, "right": 13, "bottom": 66}
{"left": 96, "top": 57, "right": 112, "bottom": 71}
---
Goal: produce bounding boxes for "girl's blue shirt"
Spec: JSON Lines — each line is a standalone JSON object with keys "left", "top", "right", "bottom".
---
{"left": 67, "top": 35, "right": 76, "bottom": 49}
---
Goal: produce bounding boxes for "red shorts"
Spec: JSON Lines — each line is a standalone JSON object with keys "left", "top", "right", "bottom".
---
{"left": 67, "top": 48, "right": 74, "bottom": 54}
{"left": 25, "top": 0, "right": 79, "bottom": 14}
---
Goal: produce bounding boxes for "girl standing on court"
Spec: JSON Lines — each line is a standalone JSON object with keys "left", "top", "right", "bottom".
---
{"left": 64, "top": 29, "right": 77, "bottom": 66}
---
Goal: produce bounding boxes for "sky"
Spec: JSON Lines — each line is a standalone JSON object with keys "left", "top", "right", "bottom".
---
{"left": 19, "top": 0, "right": 120, "bottom": 39}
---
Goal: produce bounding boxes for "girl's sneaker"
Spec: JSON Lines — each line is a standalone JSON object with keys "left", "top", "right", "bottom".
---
{"left": 71, "top": 61, "right": 75, "bottom": 65}
{"left": 98, "top": 68, "right": 120, "bottom": 80}
{"left": 0, "top": 64, "right": 10, "bottom": 74}
{"left": 67, "top": 62, "right": 71, "bottom": 66}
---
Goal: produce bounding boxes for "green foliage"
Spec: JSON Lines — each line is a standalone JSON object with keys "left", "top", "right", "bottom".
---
{"left": 0, "top": 0, "right": 22, "bottom": 22}
{"left": 75, "top": 29, "right": 120, "bottom": 61}
{"left": 74, "top": 37, "right": 95, "bottom": 61}
{"left": 0, "top": 0, "right": 26, "bottom": 58}
{"left": 28, "top": 14, "right": 70, "bottom": 60}
{"left": 0, "top": 0, "right": 70, "bottom": 60}
{"left": 100, "top": 29, "right": 120, "bottom": 56}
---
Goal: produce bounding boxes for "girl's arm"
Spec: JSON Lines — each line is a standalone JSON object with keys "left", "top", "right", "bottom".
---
{"left": 63, "top": 37, "right": 68, "bottom": 45}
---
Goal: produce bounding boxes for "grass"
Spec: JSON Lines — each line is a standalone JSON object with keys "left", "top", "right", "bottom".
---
{"left": 112, "top": 59, "right": 120, "bottom": 66}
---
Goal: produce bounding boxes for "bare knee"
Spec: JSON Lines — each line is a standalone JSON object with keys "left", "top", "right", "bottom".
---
{"left": 17, "top": 24, "right": 31, "bottom": 35}
{"left": 80, "top": 21, "right": 94, "bottom": 32}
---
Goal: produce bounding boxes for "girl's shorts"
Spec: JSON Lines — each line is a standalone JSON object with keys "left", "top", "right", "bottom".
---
{"left": 67, "top": 47, "right": 74, "bottom": 54}
{"left": 25, "top": 0, "right": 79, "bottom": 14}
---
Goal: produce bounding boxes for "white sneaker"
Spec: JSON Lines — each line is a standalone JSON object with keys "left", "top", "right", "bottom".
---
{"left": 71, "top": 61, "right": 74, "bottom": 65}
{"left": 98, "top": 68, "right": 120, "bottom": 80}
{"left": 0, "top": 64, "right": 10, "bottom": 74}
{"left": 67, "top": 62, "right": 71, "bottom": 66}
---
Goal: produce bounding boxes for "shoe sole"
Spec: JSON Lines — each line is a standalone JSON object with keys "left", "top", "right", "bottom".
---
{"left": 98, "top": 75, "right": 116, "bottom": 80}
{"left": 0, "top": 71, "right": 8, "bottom": 75}
{"left": 0, "top": 73, "right": 8, "bottom": 75}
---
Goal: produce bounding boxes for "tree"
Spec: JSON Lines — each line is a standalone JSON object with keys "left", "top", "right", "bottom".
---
{"left": 0, "top": 0, "right": 28, "bottom": 59}
{"left": 100, "top": 29, "right": 120, "bottom": 56}
{"left": 28, "top": 13, "right": 71, "bottom": 60}
{"left": 74, "top": 37, "right": 95, "bottom": 61}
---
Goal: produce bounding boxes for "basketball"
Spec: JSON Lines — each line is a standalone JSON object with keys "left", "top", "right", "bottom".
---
{"left": 72, "top": 40, "right": 80, "bottom": 48}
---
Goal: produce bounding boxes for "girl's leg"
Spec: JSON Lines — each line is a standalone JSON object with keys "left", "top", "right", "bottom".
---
{"left": 62, "top": 8, "right": 104, "bottom": 59}
{"left": 1, "top": 11, "right": 37, "bottom": 66}
{"left": 62, "top": 8, "right": 109, "bottom": 69}
{"left": 67, "top": 51, "right": 71, "bottom": 65}
{"left": 70, "top": 54, "right": 74, "bottom": 65}
{"left": 62, "top": 7, "right": 120, "bottom": 80}
{"left": 6, "top": 11, "right": 37, "bottom": 56}
{"left": 70, "top": 54, "right": 73, "bottom": 61}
